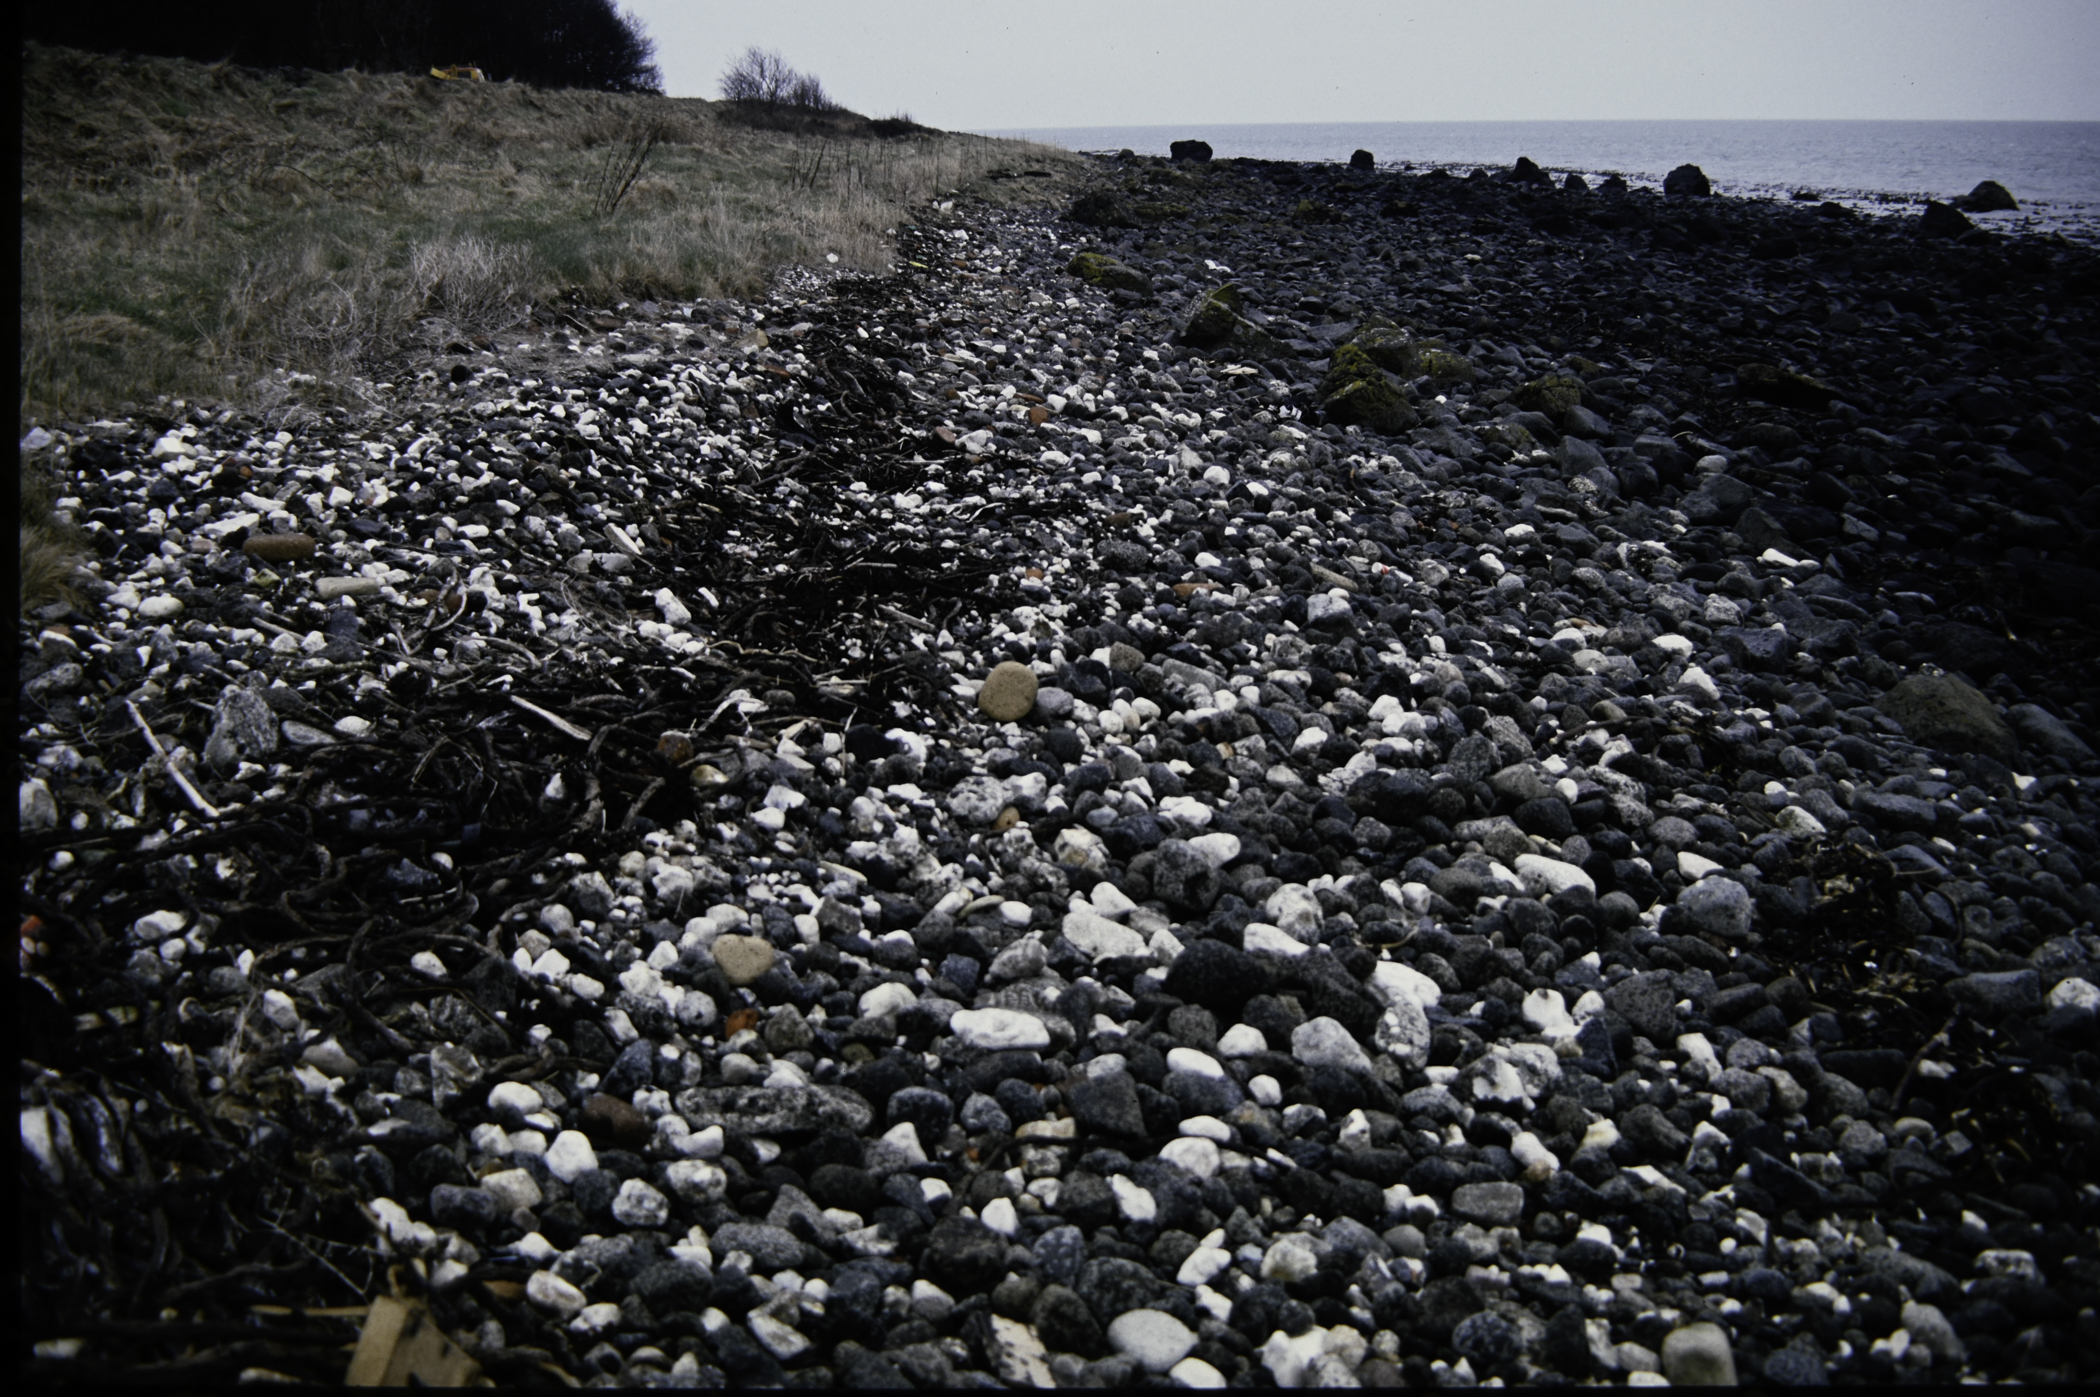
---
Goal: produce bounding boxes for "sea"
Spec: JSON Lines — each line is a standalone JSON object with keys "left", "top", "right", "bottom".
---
{"left": 978, "top": 119, "right": 2100, "bottom": 240}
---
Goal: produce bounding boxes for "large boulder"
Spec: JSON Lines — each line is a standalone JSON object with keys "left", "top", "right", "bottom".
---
{"left": 1177, "top": 283, "right": 1291, "bottom": 363}
{"left": 1340, "top": 320, "right": 1473, "bottom": 383}
{"left": 1067, "top": 252, "right": 1152, "bottom": 295}
{"left": 1318, "top": 344, "right": 1418, "bottom": 435}
{"left": 1349, "top": 149, "right": 1375, "bottom": 171}
{"left": 1920, "top": 200, "right": 1976, "bottom": 239}
{"left": 1069, "top": 190, "right": 1140, "bottom": 228}
{"left": 1877, "top": 674, "right": 2017, "bottom": 764}
{"left": 1507, "top": 155, "right": 1553, "bottom": 187}
{"left": 1180, "top": 283, "right": 1247, "bottom": 350}
{"left": 1346, "top": 323, "right": 1419, "bottom": 375}
{"left": 1663, "top": 163, "right": 1712, "bottom": 197}
{"left": 1169, "top": 139, "right": 1213, "bottom": 163}
{"left": 1512, "top": 373, "right": 1585, "bottom": 417}
{"left": 1955, "top": 179, "right": 2018, "bottom": 213}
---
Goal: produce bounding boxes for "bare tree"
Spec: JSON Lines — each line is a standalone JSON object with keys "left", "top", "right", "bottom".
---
{"left": 719, "top": 46, "right": 833, "bottom": 109}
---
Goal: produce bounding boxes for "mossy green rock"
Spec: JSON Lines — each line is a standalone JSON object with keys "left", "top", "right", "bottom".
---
{"left": 1878, "top": 674, "right": 2017, "bottom": 764}
{"left": 1181, "top": 283, "right": 1247, "bottom": 350}
{"left": 1348, "top": 325, "right": 1419, "bottom": 375}
{"left": 1067, "top": 252, "right": 1152, "bottom": 294}
{"left": 1512, "top": 373, "right": 1586, "bottom": 416}
{"left": 1318, "top": 343, "right": 1418, "bottom": 434}
{"left": 1415, "top": 347, "right": 1477, "bottom": 385}
{"left": 1479, "top": 422, "right": 1538, "bottom": 453}
{"left": 1132, "top": 201, "right": 1191, "bottom": 221}
{"left": 1293, "top": 199, "right": 1340, "bottom": 223}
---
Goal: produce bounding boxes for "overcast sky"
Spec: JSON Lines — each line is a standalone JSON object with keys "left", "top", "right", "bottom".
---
{"left": 624, "top": 0, "right": 2100, "bottom": 129}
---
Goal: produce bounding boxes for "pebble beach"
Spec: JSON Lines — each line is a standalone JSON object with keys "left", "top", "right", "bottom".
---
{"left": 20, "top": 149, "right": 2100, "bottom": 1386}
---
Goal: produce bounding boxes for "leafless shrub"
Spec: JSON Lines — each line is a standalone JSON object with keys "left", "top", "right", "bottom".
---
{"left": 719, "top": 47, "right": 834, "bottom": 109}
{"left": 587, "top": 118, "right": 665, "bottom": 216}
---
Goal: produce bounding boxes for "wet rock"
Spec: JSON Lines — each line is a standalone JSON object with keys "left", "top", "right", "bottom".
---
{"left": 1878, "top": 674, "right": 2017, "bottom": 764}
{"left": 1664, "top": 164, "right": 1712, "bottom": 196}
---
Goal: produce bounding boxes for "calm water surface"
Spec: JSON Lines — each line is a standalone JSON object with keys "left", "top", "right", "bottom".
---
{"left": 983, "top": 120, "right": 2100, "bottom": 235}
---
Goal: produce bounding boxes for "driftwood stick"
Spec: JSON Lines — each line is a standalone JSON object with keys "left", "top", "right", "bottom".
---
{"left": 127, "top": 700, "right": 221, "bottom": 820}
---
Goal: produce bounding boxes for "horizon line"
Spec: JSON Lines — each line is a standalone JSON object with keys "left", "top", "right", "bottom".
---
{"left": 973, "top": 116, "right": 2100, "bottom": 130}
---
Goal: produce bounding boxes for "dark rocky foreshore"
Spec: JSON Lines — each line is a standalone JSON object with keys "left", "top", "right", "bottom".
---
{"left": 18, "top": 150, "right": 2100, "bottom": 1387}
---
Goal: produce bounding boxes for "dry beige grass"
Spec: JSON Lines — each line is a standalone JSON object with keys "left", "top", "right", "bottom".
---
{"left": 19, "top": 42, "right": 1082, "bottom": 424}
{"left": 17, "top": 42, "right": 1082, "bottom": 614}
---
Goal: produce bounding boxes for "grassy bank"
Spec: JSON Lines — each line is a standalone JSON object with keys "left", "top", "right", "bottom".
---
{"left": 19, "top": 42, "right": 1079, "bottom": 424}
{"left": 17, "top": 42, "right": 1081, "bottom": 614}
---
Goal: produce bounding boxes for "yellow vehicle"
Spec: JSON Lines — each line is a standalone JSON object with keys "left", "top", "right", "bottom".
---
{"left": 428, "top": 65, "right": 485, "bottom": 82}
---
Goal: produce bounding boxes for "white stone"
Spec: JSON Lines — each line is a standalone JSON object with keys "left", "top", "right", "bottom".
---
{"left": 1249, "top": 1075, "right": 1282, "bottom": 1106}
{"left": 1513, "top": 853, "right": 1596, "bottom": 898}
{"left": 132, "top": 908, "right": 188, "bottom": 940}
{"left": 259, "top": 988, "right": 302, "bottom": 1031}
{"left": 878, "top": 1121, "right": 928, "bottom": 1166}
{"left": 1261, "top": 1234, "right": 1321, "bottom": 1284}
{"left": 570, "top": 1301, "right": 622, "bottom": 1336}
{"left": 1291, "top": 1017, "right": 1372, "bottom": 1073}
{"left": 1776, "top": 805, "right": 1828, "bottom": 836}
{"left": 1676, "top": 665, "right": 1722, "bottom": 705}
{"left": 1169, "top": 1355, "right": 1228, "bottom": 1388}
{"left": 1113, "top": 1174, "right": 1157, "bottom": 1223}
{"left": 1305, "top": 593, "right": 1352, "bottom": 625}
{"left": 982, "top": 1196, "right": 1020, "bottom": 1236}
{"left": 527, "top": 1269, "right": 587, "bottom": 1318}
{"left": 481, "top": 1168, "right": 543, "bottom": 1212}
{"left": 1089, "top": 881, "right": 1138, "bottom": 918}
{"left": 1054, "top": 826, "right": 1109, "bottom": 872}
{"left": 21, "top": 1107, "right": 64, "bottom": 1185}
{"left": 1512, "top": 1131, "right": 1560, "bottom": 1176}
{"left": 987, "top": 1314, "right": 1056, "bottom": 1388}
{"left": 1062, "top": 907, "right": 1147, "bottom": 961}
{"left": 1523, "top": 987, "right": 1577, "bottom": 1038}
{"left": 1166, "top": 1047, "right": 1227, "bottom": 1079}
{"left": 950, "top": 1007, "right": 1051, "bottom": 1050}
{"left": 1186, "top": 832, "right": 1241, "bottom": 868}
{"left": 138, "top": 594, "right": 184, "bottom": 620}
{"left": 654, "top": 589, "right": 692, "bottom": 626}
{"left": 488, "top": 1080, "right": 544, "bottom": 1121}
{"left": 1241, "top": 922, "right": 1309, "bottom": 957}
{"left": 543, "top": 1130, "right": 599, "bottom": 1183}
{"left": 410, "top": 950, "right": 448, "bottom": 980}
{"left": 1677, "top": 850, "right": 1722, "bottom": 881}
{"left": 1177, "top": 1245, "right": 1234, "bottom": 1287}
{"left": 1260, "top": 1326, "right": 1330, "bottom": 1388}
{"left": 1263, "top": 884, "right": 1322, "bottom": 936}
{"left": 1369, "top": 959, "right": 1444, "bottom": 1011}
{"left": 1217, "top": 1024, "right": 1268, "bottom": 1056}
{"left": 2048, "top": 977, "right": 2100, "bottom": 1014}
{"left": 1109, "top": 1308, "right": 1198, "bottom": 1372}
{"left": 1159, "top": 795, "right": 1215, "bottom": 829}
{"left": 859, "top": 980, "right": 917, "bottom": 1018}
{"left": 749, "top": 1312, "right": 810, "bottom": 1361}
{"left": 1160, "top": 1135, "right": 1221, "bottom": 1178}
{"left": 1180, "top": 1115, "right": 1232, "bottom": 1142}
{"left": 612, "top": 1177, "right": 669, "bottom": 1227}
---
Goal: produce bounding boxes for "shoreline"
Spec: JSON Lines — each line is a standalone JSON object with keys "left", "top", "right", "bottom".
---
{"left": 20, "top": 152, "right": 2100, "bottom": 1386}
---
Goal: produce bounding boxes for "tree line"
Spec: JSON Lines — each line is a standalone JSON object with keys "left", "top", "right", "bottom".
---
{"left": 26, "top": 0, "right": 661, "bottom": 93}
